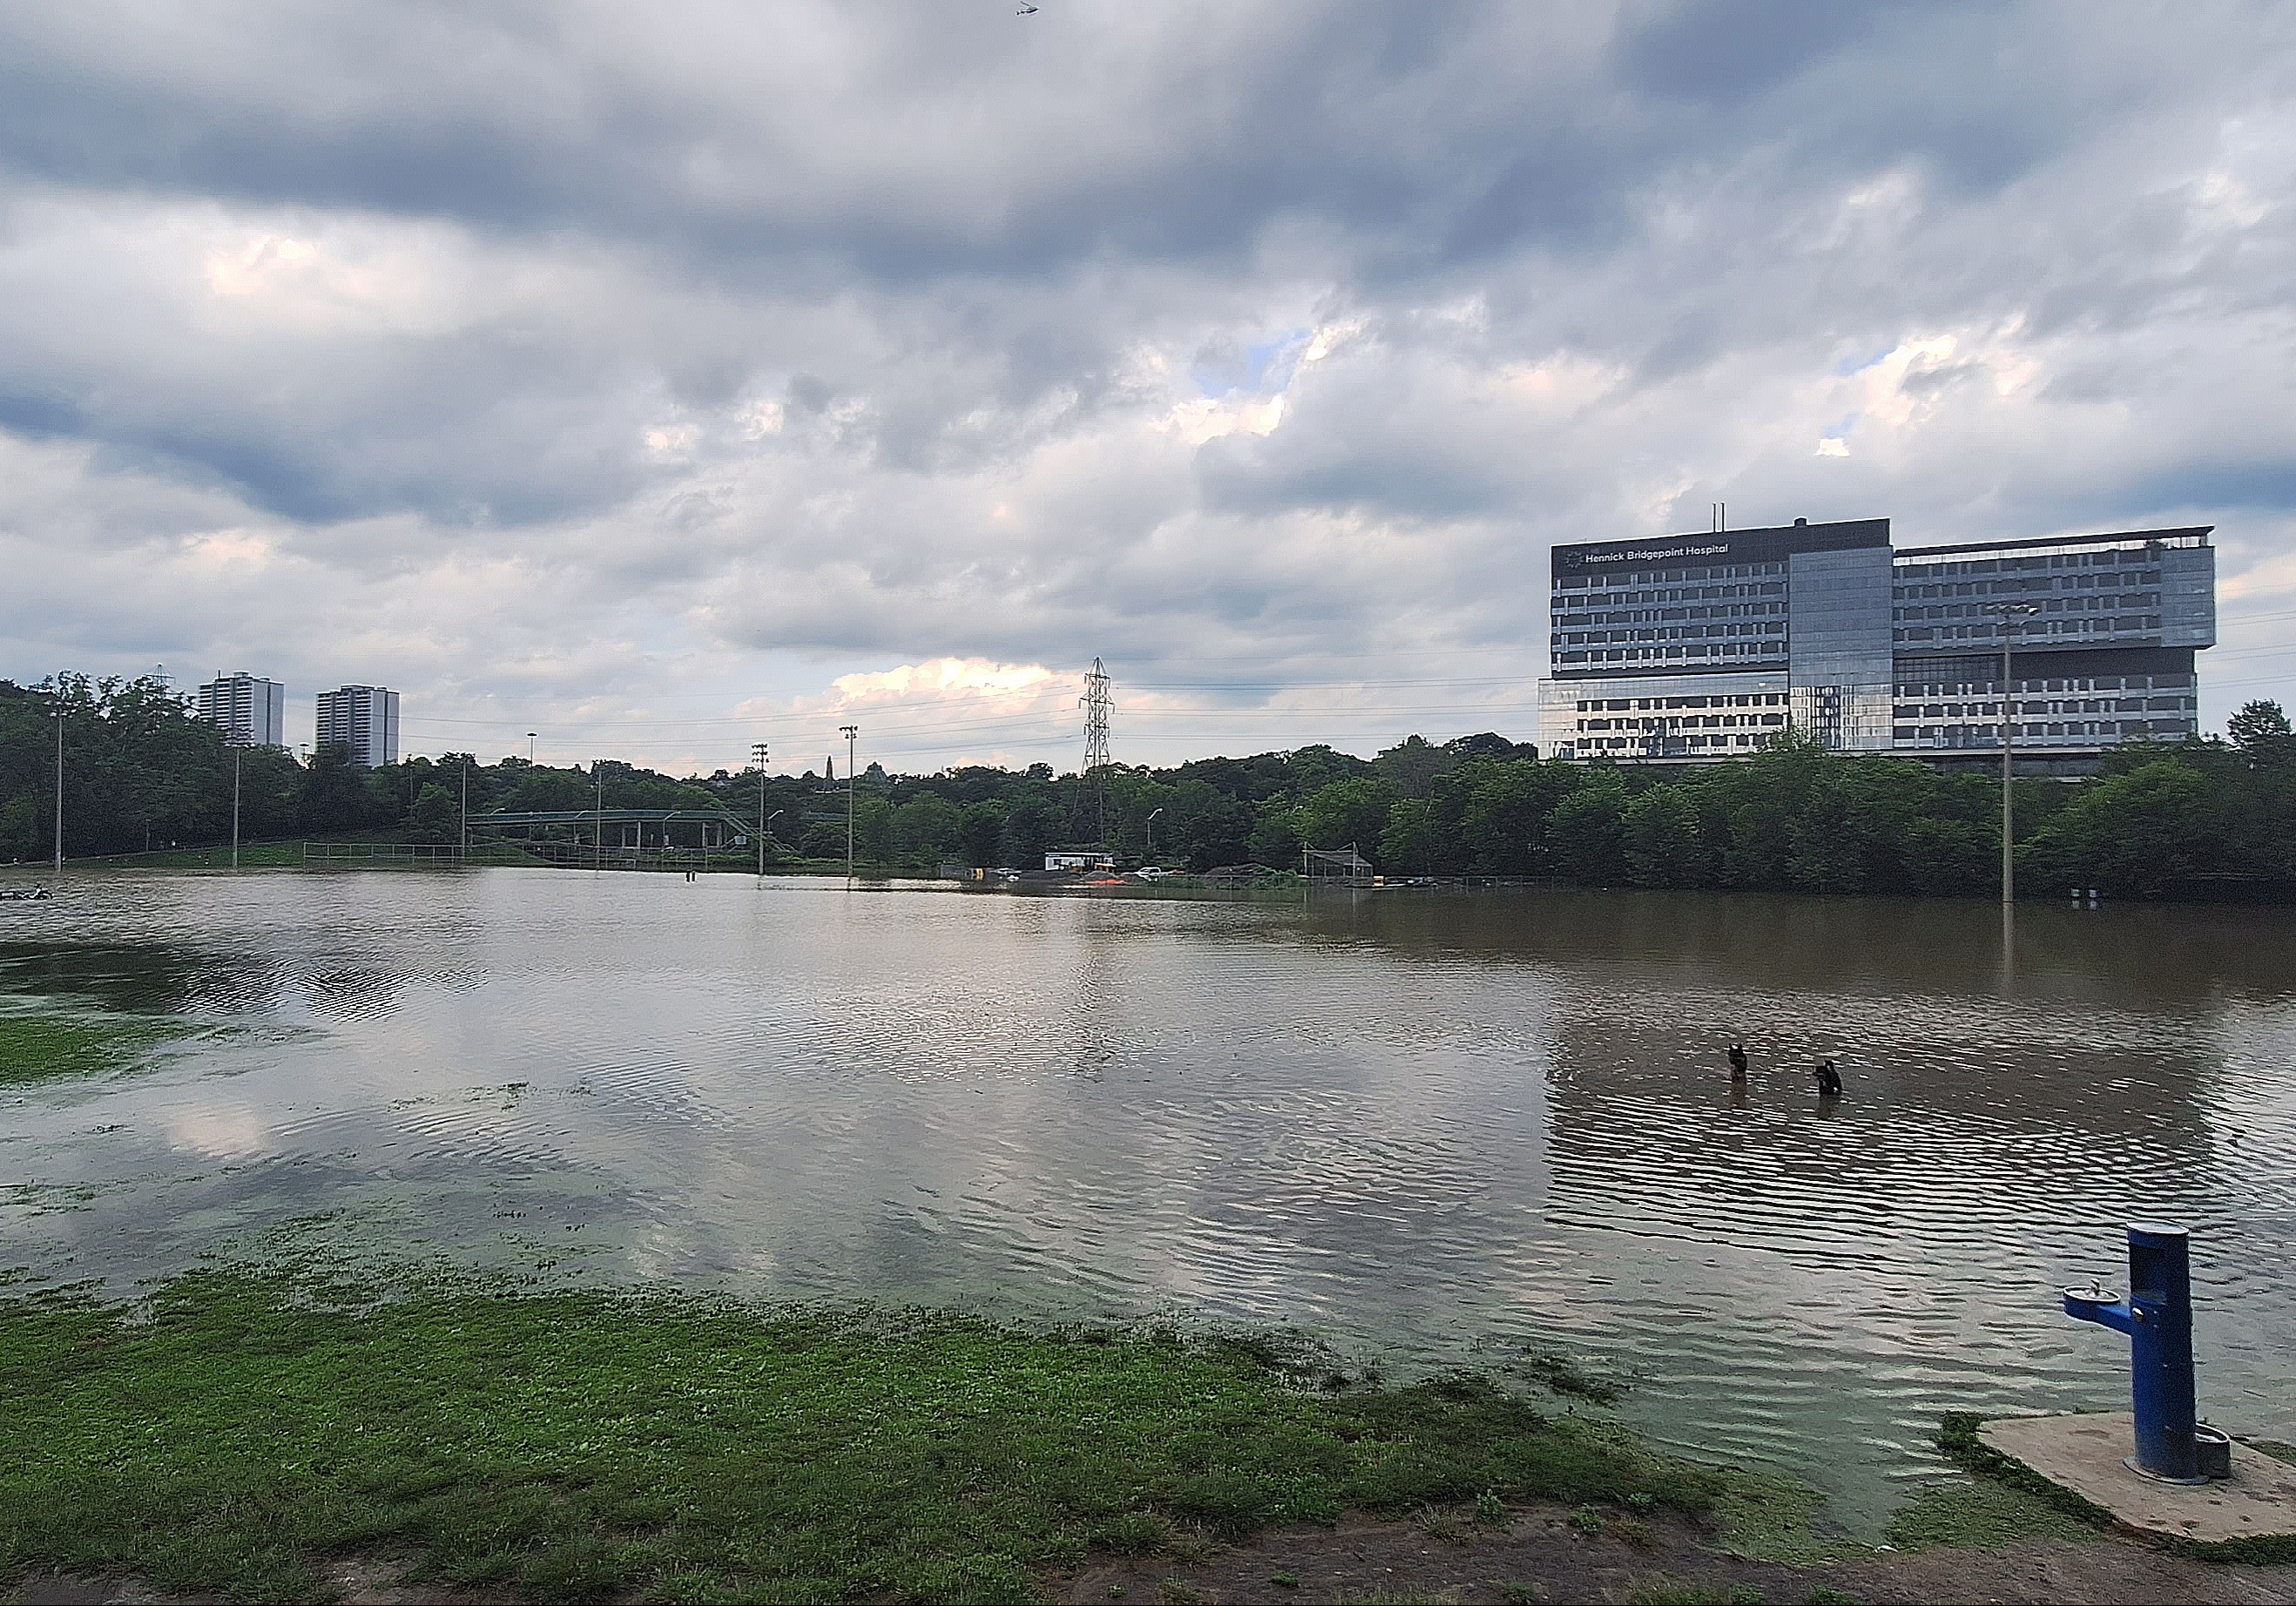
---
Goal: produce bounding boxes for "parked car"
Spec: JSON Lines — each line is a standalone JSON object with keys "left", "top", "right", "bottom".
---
{"left": 1132, "top": 867, "right": 1170, "bottom": 881}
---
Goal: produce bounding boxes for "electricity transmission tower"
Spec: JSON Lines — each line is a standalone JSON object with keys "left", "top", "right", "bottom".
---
{"left": 1080, "top": 658, "right": 1111, "bottom": 842}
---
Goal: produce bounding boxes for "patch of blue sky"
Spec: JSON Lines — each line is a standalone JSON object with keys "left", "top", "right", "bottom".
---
{"left": 1833, "top": 347, "right": 1892, "bottom": 376}
{"left": 1190, "top": 327, "right": 1313, "bottom": 397}
{"left": 1245, "top": 327, "right": 1310, "bottom": 384}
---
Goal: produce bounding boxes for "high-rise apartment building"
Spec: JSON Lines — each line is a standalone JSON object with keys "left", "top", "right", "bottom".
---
{"left": 196, "top": 671, "right": 287, "bottom": 748}
{"left": 314, "top": 685, "right": 401, "bottom": 768}
{"left": 1538, "top": 517, "right": 2214, "bottom": 769}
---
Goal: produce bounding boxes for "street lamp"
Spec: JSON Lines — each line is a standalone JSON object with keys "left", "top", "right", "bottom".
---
{"left": 527, "top": 732, "right": 537, "bottom": 766}
{"left": 839, "top": 725, "right": 859, "bottom": 881}
{"left": 51, "top": 700, "right": 64, "bottom": 876}
{"left": 1984, "top": 599, "right": 2042, "bottom": 907}
{"left": 231, "top": 746, "right": 242, "bottom": 870}
{"left": 459, "top": 757, "right": 470, "bottom": 863}
{"left": 1145, "top": 806, "right": 1163, "bottom": 864}
{"left": 750, "top": 742, "right": 769, "bottom": 880}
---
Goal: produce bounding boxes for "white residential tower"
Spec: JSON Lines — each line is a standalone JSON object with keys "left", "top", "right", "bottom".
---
{"left": 315, "top": 685, "right": 401, "bottom": 768}
{"left": 196, "top": 671, "right": 287, "bottom": 748}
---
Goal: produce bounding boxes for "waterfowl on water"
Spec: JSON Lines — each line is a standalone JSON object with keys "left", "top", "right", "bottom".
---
{"left": 1726, "top": 1043, "right": 1749, "bottom": 1081}
{"left": 1813, "top": 1058, "right": 1843, "bottom": 1097}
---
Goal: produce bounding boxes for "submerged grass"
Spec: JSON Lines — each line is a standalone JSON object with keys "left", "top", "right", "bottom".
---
{"left": 1935, "top": 1414, "right": 2113, "bottom": 1529}
{"left": 0, "top": 1013, "right": 199, "bottom": 1085}
{"left": 1, "top": 1270, "right": 1728, "bottom": 1604}
{"left": 1882, "top": 1478, "right": 2093, "bottom": 1551}
{"left": 1935, "top": 1413, "right": 2296, "bottom": 1565}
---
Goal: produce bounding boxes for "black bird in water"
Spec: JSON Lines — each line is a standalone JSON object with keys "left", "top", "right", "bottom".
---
{"left": 1726, "top": 1043, "right": 1749, "bottom": 1082}
{"left": 1813, "top": 1058, "right": 1843, "bottom": 1097}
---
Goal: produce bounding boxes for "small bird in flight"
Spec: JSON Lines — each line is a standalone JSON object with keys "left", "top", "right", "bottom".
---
{"left": 1017, "top": 3, "right": 1037, "bottom": 11}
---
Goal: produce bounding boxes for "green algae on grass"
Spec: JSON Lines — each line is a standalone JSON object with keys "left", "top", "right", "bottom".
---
{"left": 1937, "top": 1414, "right": 2296, "bottom": 1565}
{"left": 0, "top": 1013, "right": 203, "bottom": 1085}
{"left": 1704, "top": 1465, "right": 1867, "bottom": 1567}
{"left": 1882, "top": 1477, "right": 2093, "bottom": 1551}
{"left": 1934, "top": 1413, "right": 2116, "bottom": 1531}
{"left": 1, "top": 1270, "right": 1729, "bottom": 1604}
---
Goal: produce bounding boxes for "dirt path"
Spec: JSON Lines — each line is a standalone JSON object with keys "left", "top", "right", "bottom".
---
{"left": 1055, "top": 1501, "right": 2296, "bottom": 1605}
{"left": 13, "top": 1506, "right": 2296, "bottom": 1605}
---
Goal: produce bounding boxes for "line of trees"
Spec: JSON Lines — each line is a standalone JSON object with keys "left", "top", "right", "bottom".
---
{"left": 5, "top": 672, "right": 2292, "bottom": 900}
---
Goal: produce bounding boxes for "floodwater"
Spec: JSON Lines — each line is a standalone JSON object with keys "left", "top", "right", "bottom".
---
{"left": 4, "top": 868, "right": 2294, "bottom": 1528}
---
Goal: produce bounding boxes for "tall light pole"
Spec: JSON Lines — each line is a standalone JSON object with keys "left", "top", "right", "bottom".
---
{"left": 51, "top": 702, "right": 64, "bottom": 876}
{"left": 750, "top": 742, "right": 769, "bottom": 880}
{"left": 231, "top": 746, "right": 242, "bottom": 870}
{"left": 1985, "top": 600, "right": 2042, "bottom": 908}
{"left": 840, "top": 724, "right": 859, "bottom": 881}
{"left": 1145, "top": 806, "right": 1163, "bottom": 864}
{"left": 593, "top": 766, "right": 604, "bottom": 873}
{"left": 527, "top": 732, "right": 537, "bottom": 766}
{"left": 459, "top": 758, "right": 469, "bottom": 863}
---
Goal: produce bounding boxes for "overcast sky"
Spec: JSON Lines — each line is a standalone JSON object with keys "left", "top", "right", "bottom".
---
{"left": 3, "top": 1, "right": 2291, "bottom": 776}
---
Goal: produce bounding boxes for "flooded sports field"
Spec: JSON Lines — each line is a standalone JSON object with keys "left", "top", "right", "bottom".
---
{"left": 5, "top": 868, "right": 2293, "bottom": 1529}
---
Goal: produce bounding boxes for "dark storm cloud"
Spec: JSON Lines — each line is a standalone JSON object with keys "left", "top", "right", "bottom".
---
{"left": 0, "top": 0, "right": 2290, "bottom": 765}
{"left": 1611, "top": 0, "right": 1887, "bottom": 104}
{"left": 2112, "top": 462, "right": 2296, "bottom": 519}
{"left": 0, "top": 3, "right": 1912, "bottom": 292}
{"left": 4, "top": 4, "right": 1570, "bottom": 280}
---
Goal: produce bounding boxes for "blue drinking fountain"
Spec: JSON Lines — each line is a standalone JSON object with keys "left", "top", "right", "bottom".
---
{"left": 2063, "top": 1222, "right": 2230, "bottom": 1484}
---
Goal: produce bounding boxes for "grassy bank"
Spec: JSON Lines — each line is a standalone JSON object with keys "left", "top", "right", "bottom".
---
{"left": 0, "top": 1270, "right": 1728, "bottom": 1604}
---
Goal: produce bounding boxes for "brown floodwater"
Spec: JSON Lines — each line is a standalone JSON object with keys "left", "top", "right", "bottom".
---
{"left": 3, "top": 867, "right": 2293, "bottom": 1531}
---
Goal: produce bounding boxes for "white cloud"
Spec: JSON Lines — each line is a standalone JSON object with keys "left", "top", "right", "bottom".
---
{"left": 827, "top": 660, "right": 1057, "bottom": 704}
{"left": 202, "top": 233, "right": 319, "bottom": 297}
{"left": 1162, "top": 393, "right": 1287, "bottom": 447}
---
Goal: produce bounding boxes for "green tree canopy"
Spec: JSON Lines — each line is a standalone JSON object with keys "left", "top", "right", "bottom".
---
{"left": 5, "top": 682, "right": 2290, "bottom": 902}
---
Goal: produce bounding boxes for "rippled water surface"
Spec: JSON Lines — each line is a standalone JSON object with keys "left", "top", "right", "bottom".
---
{"left": 6, "top": 868, "right": 2294, "bottom": 1528}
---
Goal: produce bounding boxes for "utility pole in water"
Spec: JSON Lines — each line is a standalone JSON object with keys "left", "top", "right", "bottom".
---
{"left": 1985, "top": 600, "right": 2041, "bottom": 907}
{"left": 840, "top": 725, "right": 859, "bottom": 881}
{"left": 51, "top": 702, "right": 64, "bottom": 875}
{"left": 751, "top": 742, "right": 769, "bottom": 880}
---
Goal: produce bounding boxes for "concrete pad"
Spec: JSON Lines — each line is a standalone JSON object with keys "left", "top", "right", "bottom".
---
{"left": 1981, "top": 1413, "right": 2296, "bottom": 1547}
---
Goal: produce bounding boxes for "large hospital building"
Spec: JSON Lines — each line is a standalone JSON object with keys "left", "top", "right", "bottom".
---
{"left": 1536, "top": 517, "right": 2214, "bottom": 768}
